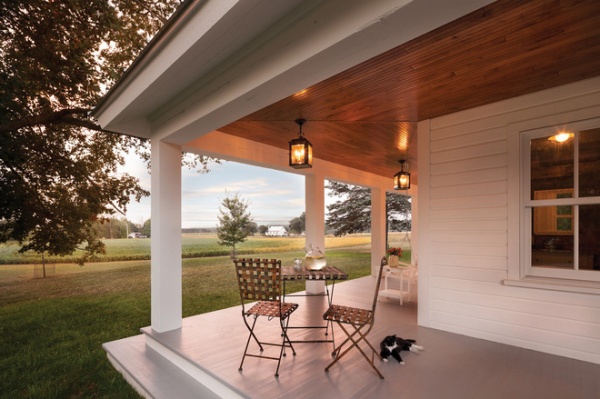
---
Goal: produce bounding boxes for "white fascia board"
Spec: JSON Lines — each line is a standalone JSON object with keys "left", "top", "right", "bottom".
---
{"left": 95, "top": 0, "right": 308, "bottom": 136}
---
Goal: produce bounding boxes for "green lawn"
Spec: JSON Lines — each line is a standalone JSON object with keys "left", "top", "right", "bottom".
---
{"left": 0, "top": 234, "right": 412, "bottom": 398}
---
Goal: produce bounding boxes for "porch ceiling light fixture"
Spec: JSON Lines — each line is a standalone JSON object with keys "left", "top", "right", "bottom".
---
{"left": 394, "top": 160, "right": 411, "bottom": 190}
{"left": 289, "top": 118, "right": 313, "bottom": 169}
{"left": 548, "top": 132, "right": 574, "bottom": 143}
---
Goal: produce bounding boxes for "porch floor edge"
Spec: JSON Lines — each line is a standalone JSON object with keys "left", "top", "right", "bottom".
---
{"left": 103, "top": 333, "right": 231, "bottom": 399}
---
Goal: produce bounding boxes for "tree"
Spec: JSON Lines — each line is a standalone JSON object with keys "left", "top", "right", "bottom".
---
{"left": 288, "top": 212, "right": 306, "bottom": 235}
{"left": 93, "top": 217, "right": 130, "bottom": 239}
{"left": 216, "top": 193, "right": 253, "bottom": 258}
{"left": 141, "top": 219, "right": 151, "bottom": 238}
{"left": 0, "top": 1, "right": 217, "bottom": 263}
{"left": 387, "top": 194, "right": 412, "bottom": 232}
{"left": 326, "top": 181, "right": 411, "bottom": 236}
{"left": 243, "top": 221, "right": 258, "bottom": 236}
{"left": 1, "top": 1, "right": 181, "bottom": 135}
{"left": 258, "top": 225, "right": 269, "bottom": 235}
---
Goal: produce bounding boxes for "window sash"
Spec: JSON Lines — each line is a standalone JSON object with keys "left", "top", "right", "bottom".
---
{"left": 522, "top": 127, "right": 600, "bottom": 282}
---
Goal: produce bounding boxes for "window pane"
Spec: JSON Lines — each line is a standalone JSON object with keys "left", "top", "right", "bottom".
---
{"left": 530, "top": 135, "right": 574, "bottom": 199}
{"left": 579, "top": 205, "right": 600, "bottom": 271}
{"left": 532, "top": 202, "right": 574, "bottom": 269}
{"left": 579, "top": 128, "right": 600, "bottom": 198}
{"left": 532, "top": 192, "right": 573, "bottom": 235}
{"left": 531, "top": 248, "right": 574, "bottom": 270}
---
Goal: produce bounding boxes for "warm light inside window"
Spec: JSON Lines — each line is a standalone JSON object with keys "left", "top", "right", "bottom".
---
{"left": 548, "top": 132, "right": 574, "bottom": 143}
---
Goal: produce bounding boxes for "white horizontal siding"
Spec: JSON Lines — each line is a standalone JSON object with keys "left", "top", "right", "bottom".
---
{"left": 430, "top": 126, "right": 506, "bottom": 151}
{"left": 433, "top": 276, "right": 600, "bottom": 308}
{"left": 430, "top": 255, "right": 507, "bottom": 270}
{"left": 431, "top": 180, "right": 507, "bottom": 200}
{"left": 430, "top": 299, "right": 600, "bottom": 342}
{"left": 430, "top": 230, "right": 508, "bottom": 245}
{"left": 430, "top": 167, "right": 506, "bottom": 187}
{"left": 431, "top": 265, "right": 507, "bottom": 282}
{"left": 430, "top": 140, "right": 507, "bottom": 164}
{"left": 432, "top": 243, "right": 507, "bottom": 258}
{"left": 420, "top": 76, "right": 600, "bottom": 364}
{"left": 430, "top": 193, "right": 507, "bottom": 209}
{"left": 431, "top": 285, "right": 600, "bottom": 327}
{"left": 429, "top": 310, "right": 600, "bottom": 363}
{"left": 430, "top": 206, "right": 507, "bottom": 221}
{"left": 430, "top": 219, "right": 507, "bottom": 232}
{"left": 430, "top": 153, "right": 507, "bottom": 176}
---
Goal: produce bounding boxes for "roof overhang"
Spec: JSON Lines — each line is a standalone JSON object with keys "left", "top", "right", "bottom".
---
{"left": 93, "top": 0, "right": 494, "bottom": 143}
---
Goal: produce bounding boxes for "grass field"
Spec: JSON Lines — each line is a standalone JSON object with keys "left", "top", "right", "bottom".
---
{"left": 0, "top": 233, "right": 404, "bottom": 265}
{"left": 0, "top": 233, "right": 412, "bottom": 398}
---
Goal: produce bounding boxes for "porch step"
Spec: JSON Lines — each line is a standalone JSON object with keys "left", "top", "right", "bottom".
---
{"left": 103, "top": 333, "right": 239, "bottom": 399}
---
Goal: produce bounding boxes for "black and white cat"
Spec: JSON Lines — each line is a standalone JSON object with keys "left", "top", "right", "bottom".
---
{"left": 379, "top": 335, "right": 424, "bottom": 364}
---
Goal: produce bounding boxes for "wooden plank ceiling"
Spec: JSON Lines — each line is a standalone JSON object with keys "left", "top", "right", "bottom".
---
{"left": 217, "top": 0, "right": 600, "bottom": 184}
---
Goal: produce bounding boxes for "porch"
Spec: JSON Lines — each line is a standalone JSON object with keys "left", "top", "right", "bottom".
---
{"left": 104, "top": 276, "right": 600, "bottom": 399}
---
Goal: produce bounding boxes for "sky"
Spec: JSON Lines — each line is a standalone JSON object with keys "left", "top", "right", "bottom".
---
{"left": 119, "top": 153, "right": 310, "bottom": 229}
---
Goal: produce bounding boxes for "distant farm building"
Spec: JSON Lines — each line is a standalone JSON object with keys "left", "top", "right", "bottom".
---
{"left": 265, "top": 226, "right": 288, "bottom": 237}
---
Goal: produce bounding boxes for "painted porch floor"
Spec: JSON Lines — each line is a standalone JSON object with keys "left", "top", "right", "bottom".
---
{"left": 104, "top": 276, "right": 600, "bottom": 399}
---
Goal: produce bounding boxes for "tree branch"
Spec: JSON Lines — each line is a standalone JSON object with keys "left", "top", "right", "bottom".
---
{"left": 0, "top": 108, "right": 93, "bottom": 133}
{"left": 61, "top": 116, "right": 107, "bottom": 133}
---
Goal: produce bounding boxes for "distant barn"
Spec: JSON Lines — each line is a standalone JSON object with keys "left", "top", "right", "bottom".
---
{"left": 265, "top": 226, "right": 288, "bottom": 237}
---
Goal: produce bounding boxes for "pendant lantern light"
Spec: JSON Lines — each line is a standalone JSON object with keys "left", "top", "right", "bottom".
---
{"left": 394, "top": 160, "right": 411, "bottom": 190}
{"left": 289, "top": 119, "right": 313, "bottom": 169}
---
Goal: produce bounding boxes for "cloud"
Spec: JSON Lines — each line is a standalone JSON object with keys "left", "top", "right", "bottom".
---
{"left": 119, "top": 154, "right": 311, "bottom": 228}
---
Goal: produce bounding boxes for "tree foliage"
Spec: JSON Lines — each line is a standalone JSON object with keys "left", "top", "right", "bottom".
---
{"left": 141, "top": 219, "right": 151, "bottom": 238}
{"left": 288, "top": 212, "right": 306, "bottom": 235}
{"left": 258, "top": 225, "right": 269, "bottom": 235}
{"left": 243, "top": 221, "right": 258, "bottom": 236}
{"left": 1, "top": 0, "right": 181, "bottom": 135}
{"left": 93, "top": 217, "right": 132, "bottom": 239}
{"left": 0, "top": 1, "right": 216, "bottom": 262}
{"left": 326, "top": 181, "right": 411, "bottom": 236}
{"left": 216, "top": 193, "right": 253, "bottom": 257}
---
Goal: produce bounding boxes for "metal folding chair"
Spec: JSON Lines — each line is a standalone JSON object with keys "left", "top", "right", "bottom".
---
{"left": 323, "top": 256, "right": 387, "bottom": 379}
{"left": 233, "top": 258, "right": 298, "bottom": 377}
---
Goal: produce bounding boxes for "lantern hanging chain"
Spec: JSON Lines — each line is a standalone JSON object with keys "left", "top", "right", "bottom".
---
{"left": 295, "top": 118, "right": 306, "bottom": 138}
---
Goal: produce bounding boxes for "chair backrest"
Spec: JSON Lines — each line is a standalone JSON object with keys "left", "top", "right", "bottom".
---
{"left": 233, "top": 258, "right": 282, "bottom": 302}
{"left": 370, "top": 256, "right": 388, "bottom": 313}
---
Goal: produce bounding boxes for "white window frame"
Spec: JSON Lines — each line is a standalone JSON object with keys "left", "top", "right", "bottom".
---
{"left": 521, "top": 121, "right": 600, "bottom": 283}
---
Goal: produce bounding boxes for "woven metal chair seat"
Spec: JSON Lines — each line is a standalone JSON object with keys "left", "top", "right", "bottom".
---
{"left": 247, "top": 301, "right": 298, "bottom": 320}
{"left": 323, "top": 304, "right": 373, "bottom": 325}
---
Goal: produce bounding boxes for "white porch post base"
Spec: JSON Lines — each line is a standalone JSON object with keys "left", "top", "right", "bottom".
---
{"left": 306, "top": 280, "right": 326, "bottom": 295}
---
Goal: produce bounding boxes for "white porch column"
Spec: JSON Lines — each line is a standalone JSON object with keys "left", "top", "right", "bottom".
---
{"left": 150, "top": 140, "right": 182, "bottom": 332}
{"left": 409, "top": 186, "right": 418, "bottom": 266}
{"left": 371, "top": 187, "right": 387, "bottom": 276}
{"left": 305, "top": 172, "right": 326, "bottom": 294}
